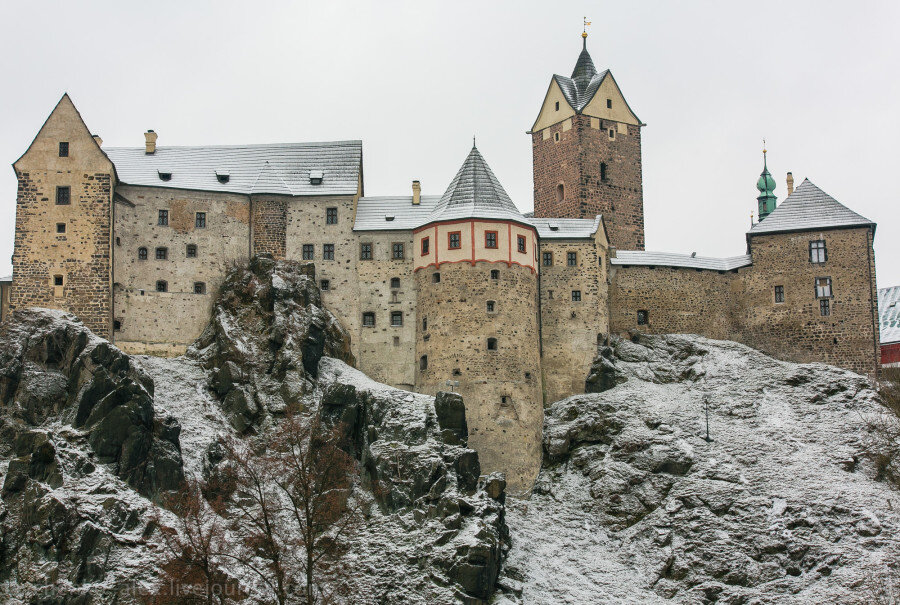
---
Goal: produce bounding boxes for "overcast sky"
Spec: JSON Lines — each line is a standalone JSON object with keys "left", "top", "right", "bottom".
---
{"left": 1, "top": 1, "right": 898, "bottom": 287}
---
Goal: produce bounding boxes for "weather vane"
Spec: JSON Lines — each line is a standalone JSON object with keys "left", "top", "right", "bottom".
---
{"left": 583, "top": 16, "right": 591, "bottom": 36}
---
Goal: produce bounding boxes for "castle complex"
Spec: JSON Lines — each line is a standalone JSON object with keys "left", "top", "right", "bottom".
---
{"left": 6, "top": 35, "right": 881, "bottom": 489}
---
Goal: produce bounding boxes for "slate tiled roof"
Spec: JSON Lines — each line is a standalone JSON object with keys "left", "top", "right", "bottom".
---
{"left": 749, "top": 178, "right": 874, "bottom": 235}
{"left": 879, "top": 286, "right": 900, "bottom": 345}
{"left": 553, "top": 41, "right": 609, "bottom": 113}
{"left": 611, "top": 251, "right": 753, "bottom": 271}
{"left": 105, "top": 141, "right": 362, "bottom": 196}
{"left": 354, "top": 195, "right": 441, "bottom": 231}
{"left": 528, "top": 217, "right": 602, "bottom": 239}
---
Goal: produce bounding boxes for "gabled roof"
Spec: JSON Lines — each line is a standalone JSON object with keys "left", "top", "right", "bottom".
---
{"left": 748, "top": 178, "right": 874, "bottom": 236}
{"left": 879, "top": 286, "right": 900, "bottom": 345}
{"left": 425, "top": 146, "right": 527, "bottom": 224}
{"left": 611, "top": 251, "right": 753, "bottom": 271}
{"left": 104, "top": 140, "right": 362, "bottom": 197}
{"left": 354, "top": 195, "right": 441, "bottom": 231}
{"left": 554, "top": 69, "right": 609, "bottom": 114}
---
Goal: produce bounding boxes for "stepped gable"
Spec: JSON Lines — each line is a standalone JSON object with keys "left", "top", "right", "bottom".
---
{"left": 749, "top": 178, "right": 874, "bottom": 235}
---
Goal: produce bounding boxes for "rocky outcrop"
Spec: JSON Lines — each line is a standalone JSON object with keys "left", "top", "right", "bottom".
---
{"left": 501, "top": 334, "right": 900, "bottom": 604}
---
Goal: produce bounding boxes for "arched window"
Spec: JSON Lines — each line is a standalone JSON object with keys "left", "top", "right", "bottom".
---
{"left": 390, "top": 277, "right": 400, "bottom": 289}
{"left": 556, "top": 183, "right": 565, "bottom": 203}
{"left": 419, "top": 355, "right": 428, "bottom": 371}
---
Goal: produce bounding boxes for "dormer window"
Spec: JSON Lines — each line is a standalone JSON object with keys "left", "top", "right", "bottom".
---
{"left": 309, "top": 170, "right": 324, "bottom": 185}
{"left": 216, "top": 170, "right": 230, "bottom": 184}
{"left": 385, "top": 216, "right": 395, "bottom": 222}
{"left": 549, "top": 222, "right": 559, "bottom": 231}
{"left": 158, "top": 170, "right": 172, "bottom": 182}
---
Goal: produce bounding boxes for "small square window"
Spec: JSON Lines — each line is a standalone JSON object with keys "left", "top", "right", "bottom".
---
{"left": 362, "top": 312, "right": 376, "bottom": 327}
{"left": 156, "top": 247, "right": 168, "bottom": 260}
{"left": 156, "top": 280, "right": 168, "bottom": 293}
{"left": 421, "top": 237, "right": 430, "bottom": 255}
{"left": 432, "top": 272, "right": 441, "bottom": 283}
{"left": 485, "top": 231, "right": 498, "bottom": 249}
{"left": 391, "top": 311, "right": 403, "bottom": 327}
{"left": 138, "top": 247, "right": 148, "bottom": 260}
{"left": 326, "top": 207, "right": 338, "bottom": 224}
{"left": 486, "top": 301, "right": 495, "bottom": 313}
{"left": 448, "top": 231, "right": 461, "bottom": 250}
{"left": 56, "top": 223, "right": 66, "bottom": 234}
{"left": 820, "top": 299, "right": 831, "bottom": 316}
{"left": 113, "top": 320, "right": 122, "bottom": 331}
{"left": 487, "top": 337, "right": 498, "bottom": 351}
{"left": 490, "top": 269, "right": 500, "bottom": 280}
{"left": 320, "top": 279, "right": 330, "bottom": 291}
{"left": 392, "top": 242, "right": 405, "bottom": 259}
{"left": 323, "top": 244, "right": 335, "bottom": 260}
{"left": 542, "top": 252, "right": 553, "bottom": 267}
{"left": 158, "top": 210, "right": 169, "bottom": 226}
{"left": 195, "top": 212, "right": 206, "bottom": 228}
{"left": 186, "top": 244, "right": 197, "bottom": 258}
{"left": 360, "top": 242, "right": 373, "bottom": 260}
{"left": 301, "top": 244, "right": 314, "bottom": 260}
{"left": 58, "top": 142, "right": 69, "bottom": 157}
{"left": 571, "top": 290, "right": 582, "bottom": 302}
{"left": 194, "top": 282, "right": 206, "bottom": 295}
{"left": 517, "top": 235, "right": 526, "bottom": 254}
{"left": 608, "top": 128, "right": 616, "bottom": 140}
{"left": 567, "top": 252, "right": 577, "bottom": 266}
{"left": 56, "top": 186, "right": 70, "bottom": 205}
{"left": 53, "top": 275, "right": 63, "bottom": 287}
{"left": 390, "top": 277, "right": 401, "bottom": 289}
{"left": 637, "top": 310, "right": 649, "bottom": 325}
{"left": 774, "top": 285, "right": 784, "bottom": 303}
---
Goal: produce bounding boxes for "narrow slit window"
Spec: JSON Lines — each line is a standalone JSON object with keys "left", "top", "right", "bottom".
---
{"left": 600, "top": 162, "right": 608, "bottom": 181}
{"left": 556, "top": 183, "right": 564, "bottom": 203}
{"left": 420, "top": 355, "right": 428, "bottom": 371}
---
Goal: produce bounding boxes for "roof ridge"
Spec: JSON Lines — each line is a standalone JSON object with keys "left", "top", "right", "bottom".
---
{"left": 103, "top": 140, "right": 362, "bottom": 152}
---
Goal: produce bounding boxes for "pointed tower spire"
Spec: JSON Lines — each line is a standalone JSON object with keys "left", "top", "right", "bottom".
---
{"left": 756, "top": 143, "right": 777, "bottom": 220}
{"left": 571, "top": 26, "right": 598, "bottom": 91}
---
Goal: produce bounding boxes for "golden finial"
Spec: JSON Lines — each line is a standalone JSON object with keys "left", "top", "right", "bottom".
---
{"left": 762, "top": 137, "right": 767, "bottom": 155}
{"left": 583, "top": 16, "right": 591, "bottom": 38}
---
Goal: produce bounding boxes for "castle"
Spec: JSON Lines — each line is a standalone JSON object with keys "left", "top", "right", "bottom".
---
{"left": 6, "top": 34, "right": 881, "bottom": 489}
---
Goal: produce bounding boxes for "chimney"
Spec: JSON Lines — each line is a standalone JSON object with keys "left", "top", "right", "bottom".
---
{"left": 412, "top": 180, "right": 421, "bottom": 205}
{"left": 92, "top": 134, "right": 103, "bottom": 147}
{"left": 786, "top": 172, "right": 794, "bottom": 196}
{"left": 144, "top": 130, "right": 158, "bottom": 154}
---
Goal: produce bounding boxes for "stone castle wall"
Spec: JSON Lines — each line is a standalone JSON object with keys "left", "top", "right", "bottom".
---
{"left": 532, "top": 115, "right": 644, "bottom": 250}
{"left": 0, "top": 281, "right": 11, "bottom": 323}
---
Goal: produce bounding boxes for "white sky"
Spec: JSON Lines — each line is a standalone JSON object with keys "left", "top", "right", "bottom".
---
{"left": 1, "top": 0, "right": 898, "bottom": 287}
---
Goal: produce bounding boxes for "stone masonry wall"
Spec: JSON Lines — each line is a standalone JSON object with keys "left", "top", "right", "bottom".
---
{"left": 252, "top": 197, "right": 287, "bottom": 259}
{"left": 0, "top": 281, "right": 11, "bottom": 323}
{"left": 415, "top": 261, "right": 543, "bottom": 491}
{"left": 532, "top": 114, "right": 644, "bottom": 250}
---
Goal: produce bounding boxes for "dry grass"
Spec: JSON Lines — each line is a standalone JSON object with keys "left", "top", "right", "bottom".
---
{"left": 872, "top": 367, "right": 900, "bottom": 486}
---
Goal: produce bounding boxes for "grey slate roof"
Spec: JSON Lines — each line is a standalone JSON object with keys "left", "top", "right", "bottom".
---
{"left": 611, "top": 251, "right": 753, "bottom": 271}
{"left": 879, "top": 286, "right": 900, "bottom": 345}
{"left": 528, "top": 217, "right": 602, "bottom": 239}
{"left": 749, "top": 178, "right": 874, "bottom": 235}
{"left": 426, "top": 147, "right": 528, "bottom": 224}
{"left": 105, "top": 141, "right": 362, "bottom": 196}
{"left": 0, "top": 275, "right": 11, "bottom": 283}
{"left": 354, "top": 195, "right": 441, "bottom": 231}
{"left": 553, "top": 40, "right": 609, "bottom": 113}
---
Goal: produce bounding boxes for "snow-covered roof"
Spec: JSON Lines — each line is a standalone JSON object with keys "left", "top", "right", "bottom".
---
{"left": 105, "top": 140, "right": 362, "bottom": 197}
{"left": 354, "top": 195, "right": 441, "bottom": 231}
{"left": 611, "top": 251, "right": 752, "bottom": 271}
{"left": 749, "top": 178, "right": 874, "bottom": 236}
{"left": 0, "top": 275, "right": 11, "bottom": 283}
{"left": 529, "top": 217, "right": 602, "bottom": 239}
{"left": 879, "top": 286, "right": 900, "bottom": 345}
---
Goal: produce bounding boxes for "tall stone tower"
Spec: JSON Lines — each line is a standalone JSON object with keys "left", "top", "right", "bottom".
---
{"left": 414, "top": 146, "right": 543, "bottom": 492}
{"left": 530, "top": 33, "right": 645, "bottom": 250}
{"left": 11, "top": 94, "right": 115, "bottom": 338}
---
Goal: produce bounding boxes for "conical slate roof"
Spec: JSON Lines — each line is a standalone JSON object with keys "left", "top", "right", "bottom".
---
{"left": 425, "top": 146, "right": 526, "bottom": 224}
{"left": 749, "top": 178, "right": 874, "bottom": 235}
{"left": 571, "top": 39, "right": 599, "bottom": 90}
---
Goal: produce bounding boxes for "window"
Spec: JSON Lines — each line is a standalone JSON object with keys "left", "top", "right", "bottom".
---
{"left": 56, "top": 186, "right": 70, "bottom": 205}
{"left": 490, "top": 269, "right": 500, "bottom": 280}
{"left": 186, "top": 244, "right": 197, "bottom": 258}
{"left": 158, "top": 172, "right": 172, "bottom": 182}
{"left": 390, "top": 277, "right": 400, "bottom": 289}
{"left": 422, "top": 317, "right": 428, "bottom": 330}
{"left": 567, "top": 252, "right": 577, "bottom": 266}
{"left": 392, "top": 242, "right": 405, "bottom": 259}
{"left": 59, "top": 142, "right": 69, "bottom": 157}
{"left": 360, "top": 242, "right": 373, "bottom": 260}
{"left": 421, "top": 237, "right": 430, "bottom": 255}
{"left": 302, "top": 244, "right": 314, "bottom": 260}
{"left": 815, "top": 277, "right": 832, "bottom": 299}
{"left": 393, "top": 336, "right": 400, "bottom": 347}
{"left": 156, "top": 247, "right": 168, "bottom": 260}
{"left": 323, "top": 244, "right": 335, "bottom": 260}
{"left": 517, "top": 235, "right": 526, "bottom": 254}
{"left": 571, "top": 290, "right": 582, "bottom": 302}
{"left": 113, "top": 320, "right": 121, "bottom": 331}
{"left": 486, "top": 301, "right": 495, "bottom": 313}
{"left": 53, "top": 275, "right": 63, "bottom": 286}
{"left": 487, "top": 337, "right": 498, "bottom": 351}
{"left": 326, "top": 207, "right": 338, "bottom": 224}
{"left": 606, "top": 98, "right": 612, "bottom": 109}
{"left": 554, "top": 132, "right": 560, "bottom": 142}
{"left": 608, "top": 128, "right": 616, "bottom": 140}
{"left": 420, "top": 355, "right": 428, "bottom": 371}
{"left": 56, "top": 223, "right": 66, "bottom": 234}
{"left": 156, "top": 280, "right": 168, "bottom": 293}
{"left": 543, "top": 252, "right": 553, "bottom": 267}
{"left": 194, "top": 282, "right": 206, "bottom": 295}
{"left": 774, "top": 285, "right": 784, "bottom": 303}
{"left": 391, "top": 311, "right": 403, "bottom": 327}
{"left": 600, "top": 162, "right": 608, "bottom": 181}
{"left": 556, "top": 183, "right": 564, "bottom": 203}
{"left": 485, "top": 231, "right": 498, "bottom": 249}
{"left": 809, "top": 240, "right": 827, "bottom": 263}
{"left": 362, "top": 312, "right": 375, "bottom": 327}
{"left": 555, "top": 101, "right": 559, "bottom": 111}
{"left": 820, "top": 299, "right": 831, "bottom": 316}
{"left": 158, "top": 210, "right": 168, "bottom": 226}
{"left": 432, "top": 272, "right": 441, "bottom": 283}
{"left": 195, "top": 212, "right": 206, "bottom": 228}
{"left": 637, "top": 310, "right": 649, "bottom": 325}
{"left": 448, "top": 231, "right": 461, "bottom": 250}
{"left": 320, "top": 279, "right": 330, "bottom": 291}
{"left": 138, "top": 247, "right": 148, "bottom": 260}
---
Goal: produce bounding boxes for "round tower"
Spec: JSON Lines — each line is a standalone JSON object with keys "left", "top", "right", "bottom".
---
{"left": 414, "top": 146, "right": 543, "bottom": 491}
